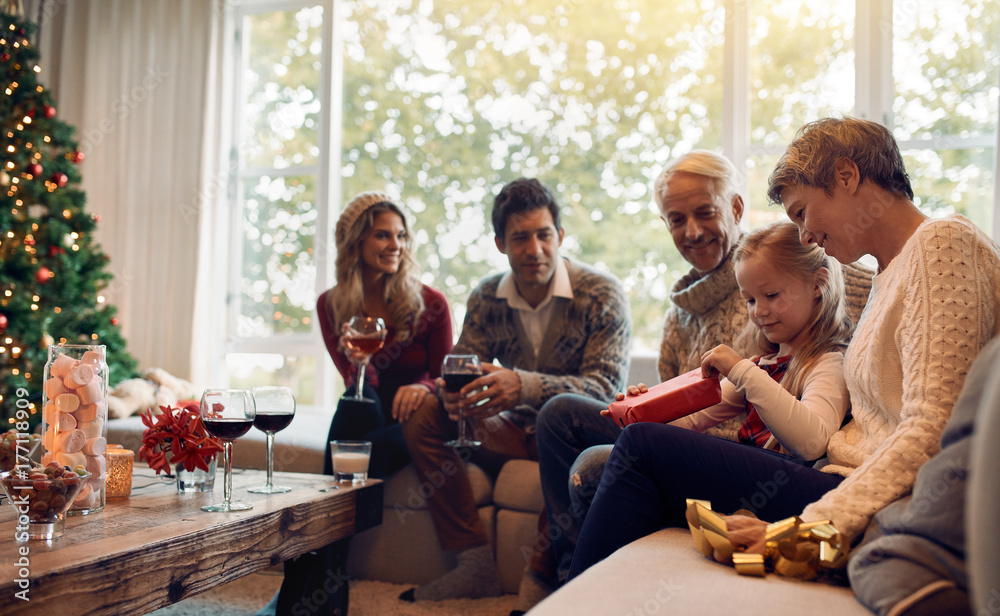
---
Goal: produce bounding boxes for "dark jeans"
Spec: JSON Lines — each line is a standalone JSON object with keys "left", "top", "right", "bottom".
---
{"left": 535, "top": 393, "right": 623, "bottom": 583}
{"left": 274, "top": 537, "right": 350, "bottom": 616}
{"left": 323, "top": 384, "right": 410, "bottom": 479}
{"left": 568, "top": 422, "right": 843, "bottom": 580}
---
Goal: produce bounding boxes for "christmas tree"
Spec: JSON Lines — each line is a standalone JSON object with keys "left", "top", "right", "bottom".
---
{"left": 0, "top": 11, "right": 137, "bottom": 429}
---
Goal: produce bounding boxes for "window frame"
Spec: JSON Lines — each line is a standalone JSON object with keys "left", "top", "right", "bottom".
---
{"left": 212, "top": 0, "right": 341, "bottom": 410}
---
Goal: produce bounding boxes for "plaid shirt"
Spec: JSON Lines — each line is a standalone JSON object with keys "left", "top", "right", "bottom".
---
{"left": 737, "top": 355, "right": 791, "bottom": 449}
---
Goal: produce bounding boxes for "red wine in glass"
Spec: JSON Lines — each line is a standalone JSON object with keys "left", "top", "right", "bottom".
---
{"left": 253, "top": 414, "right": 293, "bottom": 433}
{"left": 199, "top": 388, "right": 255, "bottom": 512}
{"left": 203, "top": 418, "right": 253, "bottom": 441}
{"left": 444, "top": 373, "right": 479, "bottom": 392}
{"left": 442, "top": 354, "right": 482, "bottom": 448}
{"left": 249, "top": 386, "right": 296, "bottom": 494}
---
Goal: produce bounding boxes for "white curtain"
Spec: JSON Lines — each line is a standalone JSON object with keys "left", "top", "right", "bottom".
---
{"left": 23, "top": 0, "right": 221, "bottom": 383}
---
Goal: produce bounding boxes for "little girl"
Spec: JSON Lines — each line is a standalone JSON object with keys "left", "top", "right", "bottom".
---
{"left": 609, "top": 219, "right": 854, "bottom": 461}
{"left": 571, "top": 220, "right": 856, "bottom": 579}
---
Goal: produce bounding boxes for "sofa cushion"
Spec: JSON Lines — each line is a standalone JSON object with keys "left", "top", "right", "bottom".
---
{"left": 495, "top": 508, "right": 541, "bottom": 593}
{"left": 383, "top": 460, "right": 493, "bottom": 510}
{"left": 529, "top": 528, "right": 867, "bottom": 615}
{"left": 493, "top": 459, "right": 543, "bottom": 512}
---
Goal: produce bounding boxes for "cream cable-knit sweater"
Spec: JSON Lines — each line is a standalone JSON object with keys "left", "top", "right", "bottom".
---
{"left": 801, "top": 216, "right": 1000, "bottom": 540}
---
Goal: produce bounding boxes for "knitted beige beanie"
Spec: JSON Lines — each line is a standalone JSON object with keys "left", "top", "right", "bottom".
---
{"left": 335, "top": 191, "right": 398, "bottom": 251}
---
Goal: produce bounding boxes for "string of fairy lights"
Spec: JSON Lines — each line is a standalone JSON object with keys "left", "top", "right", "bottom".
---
{"left": 0, "top": 20, "right": 102, "bottom": 419}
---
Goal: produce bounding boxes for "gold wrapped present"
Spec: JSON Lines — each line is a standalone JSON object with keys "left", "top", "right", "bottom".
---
{"left": 684, "top": 499, "right": 849, "bottom": 580}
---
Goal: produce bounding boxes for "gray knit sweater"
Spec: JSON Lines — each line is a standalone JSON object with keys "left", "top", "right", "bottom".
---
{"left": 454, "top": 257, "right": 631, "bottom": 429}
{"left": 658, "top": 250, "right": 874, "bottom": 440}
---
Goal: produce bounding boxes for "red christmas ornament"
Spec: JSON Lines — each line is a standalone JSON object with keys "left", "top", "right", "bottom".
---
{"left": 93, "top": 214, "right": 102, "bottom": 223}
{"left": 0, "top": 314, "right": 7, "bottom": 333}
{"left": 35, "top": 266, "right": 52, "bottom": 284}
{"left": 27, "top": 162, "right": 42, "bottom": 177}
{"left": 1, "top": 53, "right": 9, "bottom": 62}
{"left": 50, "top": 172, "right": 68, "bottom": 187}
{"left": 70, "top": 151, "right": 85, "bottom": 164}
{"left": 48, "top": 245, "right": 65, "bottom": 257}
{"left": 111, "top": 317, "right": 119, "bottom": 326}
{"left": 42, "top": 104, "right": 56, "bottom": 119}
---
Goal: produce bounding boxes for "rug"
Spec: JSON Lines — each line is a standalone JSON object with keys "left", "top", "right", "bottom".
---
{"left": 150, "top": 570, "right": 519, "bottom": 616}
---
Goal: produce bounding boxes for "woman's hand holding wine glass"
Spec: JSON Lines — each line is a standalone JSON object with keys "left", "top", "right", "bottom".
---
{"left": 341, "top": 316, "right": 386, "bottom": 402}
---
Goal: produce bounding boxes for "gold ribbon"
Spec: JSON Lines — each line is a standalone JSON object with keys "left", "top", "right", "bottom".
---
{"left": 684, "top": 499, "right": 848, "bottom": 580}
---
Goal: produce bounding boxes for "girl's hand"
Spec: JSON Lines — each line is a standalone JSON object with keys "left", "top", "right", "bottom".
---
{"left": 601, "top": 383, "right": 649, "bottom": 417}
{"left": 392, "top": 384, "right": 432, "bottom": 422}
{"left": 717, "top": 514, "right": 768, "bottom": 563}
{"left": 611, "top": 383, "right": 648, "bottom": 401}
{"left": 701, "top": 345, "right": 742, "bottom": 379}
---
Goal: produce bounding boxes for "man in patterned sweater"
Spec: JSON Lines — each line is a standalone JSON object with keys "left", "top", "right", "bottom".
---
{"left": 522, "top": 151, "right": 873, "bottom": 611}
{"left": 399, "top": 178, "right": 631, "bottom": 602}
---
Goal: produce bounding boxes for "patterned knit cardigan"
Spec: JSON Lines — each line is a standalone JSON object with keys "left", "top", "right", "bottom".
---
{"left": 453, "top": 257, "right": 631, "bottom": 429}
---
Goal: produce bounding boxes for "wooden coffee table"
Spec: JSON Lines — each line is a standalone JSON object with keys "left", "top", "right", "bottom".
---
{"left": 0, "top": 467, "right": 382, "bottom": 615}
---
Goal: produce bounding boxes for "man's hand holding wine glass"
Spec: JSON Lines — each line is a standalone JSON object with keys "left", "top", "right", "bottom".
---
{"left": 454, "top": 364, "right": 522, "bottom": 419}
{"left": 436, "top": 363, "right": 522, "bottom": 421}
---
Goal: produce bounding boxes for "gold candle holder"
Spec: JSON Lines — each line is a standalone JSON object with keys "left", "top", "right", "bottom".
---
{"left": 106, "top": 445, "right": 134, "bottom": 499}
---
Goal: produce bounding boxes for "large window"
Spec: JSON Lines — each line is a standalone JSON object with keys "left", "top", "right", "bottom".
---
{"left": 216, "top": 0, "right": 999, "bottom": 410}
{"left": 224, "top": 4, "right": 330, "bottom": 406}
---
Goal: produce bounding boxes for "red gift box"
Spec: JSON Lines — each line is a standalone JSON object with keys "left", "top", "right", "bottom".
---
{"left": 607, "top": 368, "right": 722, "bottom": 427}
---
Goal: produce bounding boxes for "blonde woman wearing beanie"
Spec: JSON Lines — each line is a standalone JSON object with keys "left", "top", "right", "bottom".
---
{"left": 317, "top": 192, "right": 453, "bottom": 479}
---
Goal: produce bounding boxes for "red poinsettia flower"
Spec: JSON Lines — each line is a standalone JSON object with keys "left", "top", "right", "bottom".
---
{"left": 137, "top": 403, "right": 224, "bottom": 475}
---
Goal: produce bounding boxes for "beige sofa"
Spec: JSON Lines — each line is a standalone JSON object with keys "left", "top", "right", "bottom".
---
{"left": 346, "top": 458, "right": 542, "bottom": 593}
{"left": 527, "top": 528, "right": 867, "bottom": 615}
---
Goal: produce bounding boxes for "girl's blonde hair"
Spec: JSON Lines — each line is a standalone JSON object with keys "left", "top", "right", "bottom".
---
{"left": 733, "top": 221, "right": 853, "bottom": 397}
{"left": 329, "top": 200, "right": 424, "bottom": 342}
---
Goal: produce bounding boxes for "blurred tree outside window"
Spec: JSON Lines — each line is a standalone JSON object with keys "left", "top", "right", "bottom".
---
{"left": 892, "top": 0, "right": 998, "bottom": 233}
{"left": 220, "top": 0, "right": 999, "bottom": 409}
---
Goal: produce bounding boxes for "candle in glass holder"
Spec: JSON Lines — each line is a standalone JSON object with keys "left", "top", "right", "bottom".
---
{"left": 106, "top": 445, "right": 134, "bottom": 498}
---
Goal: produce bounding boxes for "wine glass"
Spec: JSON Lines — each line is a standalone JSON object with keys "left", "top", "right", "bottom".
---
{"left": 343, "top": 316, "right": 387, "bottom": 402}
{"left": 200, "top": 388, "right": 255, "bottom": 512}
{"left": 248, "top": 386, "right": 296, "bottom": 494}
{"left": 442, "top": 354, "right": 483, "bottom": 448}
